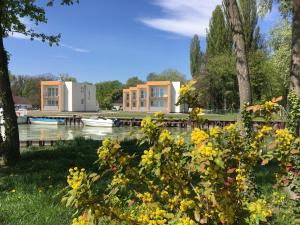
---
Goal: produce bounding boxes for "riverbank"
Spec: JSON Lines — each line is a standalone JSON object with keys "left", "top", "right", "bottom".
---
{"left": 0, "top": 139, "right": 297, "bottom": 225}
{"left": 27, "top": 110, "right": 238, "bottom": 121}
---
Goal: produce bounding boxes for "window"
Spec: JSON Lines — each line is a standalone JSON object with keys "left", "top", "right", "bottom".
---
{"left": 81, "top": 99, "right": 84, "bottom": 104}
{"left": 126, "top": 94, "right": 129, "bottom": 101}
{"left": 88, "top": 91, "right": 91, "bottom": 100}
{"left": 159, "top": 88, "right": 165, "bottom": 97}
{"left": 132, "top": 92, "right": 136, "bottom": 100}
{"left": 141, "top": 90, "right": 145, "bottom": 99}
{"left": 151, "top": 88, "right": 155, "bottom": 97}
{"left": 141, "top": 101, "right": 145, "bottom": 107}
{"left": 133, "top": 102, "right": 136, "bottom": 107}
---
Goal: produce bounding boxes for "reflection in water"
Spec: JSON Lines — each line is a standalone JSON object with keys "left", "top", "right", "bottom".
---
{"left": 0, "top": 125, "right": 192, "bottom": 141}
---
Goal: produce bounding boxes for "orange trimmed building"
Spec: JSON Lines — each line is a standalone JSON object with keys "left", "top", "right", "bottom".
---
{"left": 41, "top": 81, "right": 97, "bottom": 112}
{"left": 123, "top": 81, "right": 186, "bottom": 113}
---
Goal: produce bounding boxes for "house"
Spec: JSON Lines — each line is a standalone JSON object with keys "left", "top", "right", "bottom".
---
{"left": 13, "top": 96, "right": 33, "bottom": 109}
{"left": 123, "top": 81, "right": 186, "bottom": 113}
{"left": 40, "top": 81, "right": 98, "bottom": 112}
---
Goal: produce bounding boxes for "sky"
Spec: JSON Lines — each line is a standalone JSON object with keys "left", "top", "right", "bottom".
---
{"left": 5, "top": 0, "right": 280, "bottom": 84}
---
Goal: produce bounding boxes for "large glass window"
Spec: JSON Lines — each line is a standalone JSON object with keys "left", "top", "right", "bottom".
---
{"left": 159, "top": 88, "right": 165, "bottom": 97}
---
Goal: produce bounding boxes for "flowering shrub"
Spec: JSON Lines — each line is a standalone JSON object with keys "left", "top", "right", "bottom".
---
{"left": 62, "top": 106, "right": 299, "bottom": 225}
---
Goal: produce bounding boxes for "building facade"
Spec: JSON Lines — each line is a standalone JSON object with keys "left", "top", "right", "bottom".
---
{"left": 41, "top": 81, "right": 97, "bottom": 112}
{"left": 123, "top": 81, "right": 185, "bottom": 113}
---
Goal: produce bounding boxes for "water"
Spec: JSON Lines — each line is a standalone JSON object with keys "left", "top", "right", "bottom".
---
{"left": 0, "top": 125, "right": 192, "bottom": 141}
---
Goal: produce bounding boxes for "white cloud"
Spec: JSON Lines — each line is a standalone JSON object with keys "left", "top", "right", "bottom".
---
{"left": 140, "top": 0, "right": 221, "bottom": 37}
{"left": 60, "top": 44, "right": 90, "bottom": 53}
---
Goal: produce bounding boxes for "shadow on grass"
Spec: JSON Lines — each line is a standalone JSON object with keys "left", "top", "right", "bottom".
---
{"left": 0, "top": 137, "right": 142, "bottom": 225}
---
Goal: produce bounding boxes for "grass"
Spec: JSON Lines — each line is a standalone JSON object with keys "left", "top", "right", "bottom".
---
{"left": 0, "top": 138, "right": 143, "bottom": 225}
{"left": 0, "top": 139, "right": 297, "bottom": 225}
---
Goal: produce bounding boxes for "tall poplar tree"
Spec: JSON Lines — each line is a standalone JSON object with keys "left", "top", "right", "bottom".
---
{"left": 205, "top": 5, "right": 238, "bottom": 110}
{"left": 0, "top": 0, "right": 78, "bottom": 165}
{"left": 190, "top": 35, "right": 202, "bottom": 79}
{"left": 223, "top": 0, "right": 252, "bottom": 109}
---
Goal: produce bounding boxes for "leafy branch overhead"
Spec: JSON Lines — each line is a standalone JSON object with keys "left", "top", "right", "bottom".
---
{"left": 0, "top": 0, "right": 79, "bottom": 45}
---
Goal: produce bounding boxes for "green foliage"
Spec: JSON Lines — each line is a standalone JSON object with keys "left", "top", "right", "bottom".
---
{"left": 125, "top": 76, "right": 144, "bottom": 88}
{"left": 206, "top": 54, "right": 239, "bottom": 110}
{"left": 62, "top": 105, "right": 299, "bottom": 225}
{"left": 190, "top": 35, "right": 202, "bottom": 79}
{"left": 287, "top": 91, "right": 300, "bottom": 135}
{"left": 96, "top": 80, "right": 123, "bottom": 109}
{"left": 269, "top": 19, "right": 292, "bottom": 101}
{"left": 147, "top": 69, "right": 186, "bottom": 83}
{"left": 206, "top": 5, "right": 231, "bottom": 57}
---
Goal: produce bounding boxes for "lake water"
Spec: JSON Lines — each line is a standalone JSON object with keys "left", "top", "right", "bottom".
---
{"left": 0, "top": 125, "right": 192, "bottom": 141}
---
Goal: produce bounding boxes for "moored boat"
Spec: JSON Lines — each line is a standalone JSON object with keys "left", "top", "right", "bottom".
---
{"left": 29, "top": 117, "right": 65, "bottom": 125}
{"left": 82, "top": 117, "right": 115, "bottom": 127}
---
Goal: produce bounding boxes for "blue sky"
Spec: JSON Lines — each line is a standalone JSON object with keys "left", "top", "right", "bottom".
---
{"left": 5, "top": 0, "right": 279, "bottom": 83}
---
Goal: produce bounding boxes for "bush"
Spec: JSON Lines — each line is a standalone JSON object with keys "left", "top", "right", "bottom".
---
{"left": 62, "top": 105, "right": 299, "bottom": 225}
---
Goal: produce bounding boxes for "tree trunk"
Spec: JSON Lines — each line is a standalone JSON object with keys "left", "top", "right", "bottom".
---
{"left": 223, "top": 0, "right": 252, "bottom": 110}
{"left": 0, "top": 34, "right": 20, "bottom": 165}
{"left": 290, "top": 0, "right": 300, "bottom": 96}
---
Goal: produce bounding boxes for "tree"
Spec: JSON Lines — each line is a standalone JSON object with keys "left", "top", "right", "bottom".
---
{"left": 0, "top": 0, "right": 78, "bottom": 165}
{"left": 223, "top": 0, "right": 252, "bottom": 109}
{"left": 125, "top": 76, "right": 144, "bottom": 87}
{"left": 269, "top": 19, "right": 292, "bottom": 102}
{"left": 146, "top": 69, "right": 186, "bottom": 83}
{"left": 239, "top": 0, "right": 259, "bottom": 50}
{"left": 96, "top": 81, "right": 123, "bottom": 109}
{"left": 205, "top": 5, "right": 238, "bottom": 110}
{"left": 59, "top": 74, "right": 77, "bottom": 82}
{"left": 206, "top": 5, "right": 232, "bottom": 57}
{"left": 190, "top": 35, "right": 202, "bottom": 79}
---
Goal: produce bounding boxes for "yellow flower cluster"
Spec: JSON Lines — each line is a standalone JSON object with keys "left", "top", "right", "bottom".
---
{"left": 141, "top": 148, "right": 155, "bottom": 166}
{"left": 209, "top": 126, "right": 222, "bottom": 138}
{"left": 179, "top": 83, "right": 192, "bottom": 96}
{"left": 275, "top": 129, "right": 293, "bottom": 150}
{"left": 159, "top": 129, "right": 172, "bottom": 143}
{"left": 97, "top": 147, "right": 109, "bottom": 159}
{"left": 137, "top": 192, "right": 153, "bottom": 203}
{"left": 179, "top": 199, "right": 195, "bottom": 211}
{"left": 248, "top": 199, "right": 272, "bottom": 220}
{"left": 224, "top": 123, "right": 237, "bottom": 132}
{"left": 235, "top": 168, "right": 248, "bottom": 191}
{"left": 256, "top": 126, "right": 273, "bottom": 139}
{"left": 111, "top": 174, "right": 129, "bottom": 186}
{"left": 262, "top": 101, "right": 276, "bottom": 113}
{"left": 175, "top": 136, "right": 185, "bottom": 147}
{"left": 191, "top": 128, "right": 209, "bottom": 145}
{"left": 154, "top": 112, "right": 165, "bottom": 120}
{"left": 191, "top": 107, "right": 204, "bottom": 116}
{"left": 137, "top": 208, "right": 168, "bottom": 225}
{"left": 67, "top": 167, "right": 86, "bottom": 190}
{"left": 178, "top": 216, "right": 196, "bottom": 225}
{"left": 192, "top": 142, "right": 217, "bottom": 159}
{"left": 72, "top": 215, "right": 89, "bottom": 225}
{"left": 271, "top": 192, "right": 285, "bottom": 205}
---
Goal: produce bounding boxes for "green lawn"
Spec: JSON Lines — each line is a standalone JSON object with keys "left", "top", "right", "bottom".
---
{"left": 0, "top": 139, "right": 297, "bottom": 225}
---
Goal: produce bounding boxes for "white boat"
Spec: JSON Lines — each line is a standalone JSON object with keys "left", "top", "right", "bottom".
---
{"left": 29, "top": 117, "right": 65, "bottom": 125}
{"left": 82, "top": 117, "right": 115, "bottom": 127}
{"left": 0, "top": 108, "right": 28, "bottom": 125}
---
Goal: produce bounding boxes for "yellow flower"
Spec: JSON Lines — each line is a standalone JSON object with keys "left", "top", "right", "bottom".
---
{"left": 191, "top": 128, "right": 209, "bottom": 145}
{"left": 178, "top": 216, "right": 196, "bottom": 225}
{"left": 67, "top": 167, "right": 86, "bottom": 190}
{"left": 175, "top": 136, "right": 185, "bottom": 146}
{"left": 256, "top": 126, "right": 272, "bottom": 139}
{"left": 141, "top": 148, "right": 155, "bottom": 166}
{"left": 11, "top": 189, "right": 16, "bottom": 193}
{"left": 248, "top": 199, "right": 272, "bottom": 222}
{"left": 192, "top": 142, "right": 217, "bottom": 159}
{"left": 159, "top": 129, "right": 172, "bottom": 143}
{"left": 209, "top": 126, "right": 222, "bottom": 138}
{"left": 72, "top": 215, "right": 89, "bottom": 225}
{"left": 275, "top": 129, "right": 293, "bottom": 151}
{"left": 224, "top": 123, "right": 237, "bottom": 132}
{"left": 137, "top": 192, "right": 153, "bottom": 203}
{"left": 111, "top": 174, "right": 129, "bottom": 186}
{"left": 180, "top": 199, "right": 195, "bottom": 211}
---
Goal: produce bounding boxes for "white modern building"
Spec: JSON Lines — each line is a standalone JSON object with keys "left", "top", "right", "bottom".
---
{"left": 41, "top": 81, "right": 98, "bottom": 112}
